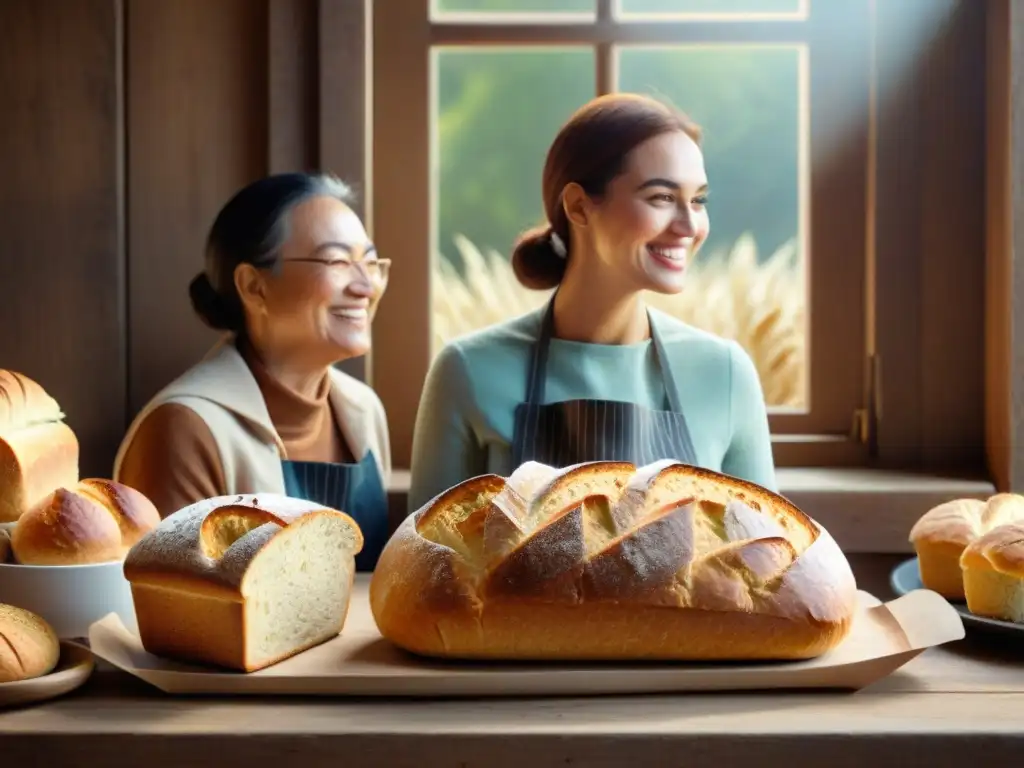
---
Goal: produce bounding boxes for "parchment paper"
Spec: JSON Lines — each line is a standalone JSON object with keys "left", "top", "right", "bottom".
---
{"left": 86, "top": 577, "right": 965, "bottom": 698}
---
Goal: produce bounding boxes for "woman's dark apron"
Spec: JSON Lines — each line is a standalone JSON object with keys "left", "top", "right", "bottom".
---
{"left": 510, "top": 296, "right": 699, "bottom": 468}
{"left": 280, "top": 451, "right": 388, "bottom": 572}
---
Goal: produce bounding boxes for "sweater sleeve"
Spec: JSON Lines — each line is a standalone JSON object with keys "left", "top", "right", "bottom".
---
{"left": 408, "top": 342, "right": 486, "bottom": 515}
{"left": 721, "top": 341, "right": 778, "bottom": 492}
{"left": 115, "top": 403, "right": 227, "bottom": 518}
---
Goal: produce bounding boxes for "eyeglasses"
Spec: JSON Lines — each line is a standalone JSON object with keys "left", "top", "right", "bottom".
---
{"left": 287, "top": 255, "right": 391, "bottom": 283}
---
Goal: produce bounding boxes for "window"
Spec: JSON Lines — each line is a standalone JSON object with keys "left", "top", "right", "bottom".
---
{"left": 371, "top": 0, "right": 872, "bottom": 469}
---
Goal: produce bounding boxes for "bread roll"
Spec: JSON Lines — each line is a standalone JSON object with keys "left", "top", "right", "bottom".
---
{"left": 0, "top": 370, "right": 79, "bottom": 524}
{"left": 0, "top": 528, "right": 10, "bottom": 563}
{"left": 370, "top": 459, "right": 858, "bottom": 661}
{"left": 0, "top": 603, "right": 60, "bottom": 682}
{"left": 10, "top": 479, "right": 161, "bottom": 566}
{"left": 123, "top": 494, "right": 365, "bottom": 672}
{"left": 909, "top": 494, "right": 1024, "bottom": 599}
{"left": 960, "top": 522, "right": 1024, "bottom": 622}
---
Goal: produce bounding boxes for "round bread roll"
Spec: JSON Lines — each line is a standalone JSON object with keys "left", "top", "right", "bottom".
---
{"left": 909, "top": 494, "right": 1024, "bottom": 600}
{"left": 11, "top": 479, "right": 161, "bottom": 566}
{"left": 960, "top": 521, "right": 1024, "bottom": 623}
{"left": 0, "top": 603, "right": 60, "bottom": 682}
{"left": 0, "top": 528, "right": 11, "bottom": 563}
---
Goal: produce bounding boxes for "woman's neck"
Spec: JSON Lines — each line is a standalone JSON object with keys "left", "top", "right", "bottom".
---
{"left": 551, "top": 267, "right": 649, "bottom": 345}
{"left": 239, "top": 335, "right": 329, "bottom": 401}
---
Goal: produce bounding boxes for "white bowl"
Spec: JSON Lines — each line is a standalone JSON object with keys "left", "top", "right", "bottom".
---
{"left": 0, "top": 558, "right": 137, "bottom": 639}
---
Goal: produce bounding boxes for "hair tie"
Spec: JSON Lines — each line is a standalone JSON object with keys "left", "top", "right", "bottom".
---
{"left": 550, "top": 231, "right": 567, "bottom": 258}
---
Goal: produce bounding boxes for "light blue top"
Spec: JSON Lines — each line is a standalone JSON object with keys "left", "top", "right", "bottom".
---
{"left": 408, "top": 306, "right": 777, "bottom": 513}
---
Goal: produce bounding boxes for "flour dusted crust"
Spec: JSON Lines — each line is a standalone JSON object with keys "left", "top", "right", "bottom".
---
{"left": 910, "top": 493, "right": 1024, "bottom": 600}
{"left": 124, "top": 494, "right": 365, "bottom": 672}
{"left": 369, "top": 460, "right": 859, "bottom": 661}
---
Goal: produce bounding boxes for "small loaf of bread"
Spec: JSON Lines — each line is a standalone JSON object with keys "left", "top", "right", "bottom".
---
{"left": 0, "top": 370, "right": 79, "bottom": 524}
{"left": 909, "top": 494, "right": 1024, "bottom": 600}
{"left": 124, "top": 494, "right": 365, "bottom": 672}
{"left": 11, "top": 479, "right": 161, "bottom": 566}
{"left": 370, "top": 459, "right": 859, "bottom": 661}
{"left": 0, "top": 603, "right": 60, "bottom": 683}
{"left": 960, "top": 522, "right": 1024, "bottom": 623}
{"left": 0, "top": 529, "right": 10, "bottom": 563}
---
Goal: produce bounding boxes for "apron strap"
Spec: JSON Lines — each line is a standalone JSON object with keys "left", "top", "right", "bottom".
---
{"left": 649, "top": 312, "right": 684, "bottom": 414}
{"left": 523, "top": 295, "right": 682, "bottom": 413}
{"left": 523, "top": 295, "right": 556, "bottom": 405}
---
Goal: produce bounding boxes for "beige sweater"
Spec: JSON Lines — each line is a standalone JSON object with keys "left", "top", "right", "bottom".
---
{"left": 114, "top": 337, "right": 391, "bottom": 518}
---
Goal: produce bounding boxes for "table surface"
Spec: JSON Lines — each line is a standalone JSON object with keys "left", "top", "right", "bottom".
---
{"left": 3, "top": 554, "right": 1024, "bottom": 768}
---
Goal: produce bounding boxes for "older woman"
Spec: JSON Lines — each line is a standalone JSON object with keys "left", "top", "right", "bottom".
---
{"left": 115, "top": 173, "right": 391, "bottom": 571}
{"left": 408, "top": 93, "right": 775, "bottom": 513}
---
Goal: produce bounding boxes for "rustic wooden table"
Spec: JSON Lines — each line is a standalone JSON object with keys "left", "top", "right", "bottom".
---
{"left": 2, "top": 555, "right": 1022, "bottom": 767}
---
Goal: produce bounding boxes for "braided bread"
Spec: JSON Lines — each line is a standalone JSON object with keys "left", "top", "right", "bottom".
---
{"left": 370, "top": 459, "right": 858, "bottom": 661}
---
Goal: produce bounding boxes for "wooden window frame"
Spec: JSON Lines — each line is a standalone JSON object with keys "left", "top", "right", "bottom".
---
{"left": 368, "top": 0, "right": 874, "bottom": 471}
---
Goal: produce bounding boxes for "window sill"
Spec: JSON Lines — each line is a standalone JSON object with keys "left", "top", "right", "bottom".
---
{"left": 387, "top": 467, "right": 996, "bottom": 554}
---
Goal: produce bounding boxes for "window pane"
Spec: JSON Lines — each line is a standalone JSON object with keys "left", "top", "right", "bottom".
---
{"left": 616, "top": 0, "right": 804, "bottom": 18}
{"left": 432, "top": 48, "right": 594, "bottom": 355}
{"left": 433, "top": 0, "right": 595, "bottom": 18}
{"left": 618, "top": 46, "right": 807, "bottom": 410}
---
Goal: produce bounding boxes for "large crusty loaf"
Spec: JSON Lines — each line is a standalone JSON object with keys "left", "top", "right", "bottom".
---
{"left": 0, "top": 370, "right": 79, "bottom": 524}
{"left": 370, "top": 459, "right": 858, "bottom": 661}
{"left": 960, "top": 521, "right": 1024, "bottom": 623}
{"left": 11, "top": 479, "right": 161, "bottom": 566}
{"left": 0, "top": 603, "right": 60, "bottom": 683}
{"left": 123, "top": 494, "right": 365, "bottom": 672}
{"left": 909, "top": 494, "right": 1024, "bottom": 600}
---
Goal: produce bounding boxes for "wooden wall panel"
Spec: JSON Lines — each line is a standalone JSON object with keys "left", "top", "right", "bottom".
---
{"left": 984, "top": 0, "right": 1024, "bottom": 492}
{"left": 0, "top": 0, "right": 125, "bottom": 477}
{"left": 874, "top": 0, "right": 987, "bottom": 473}
{"left": 125, "top": 0, "right": 270, "bottom": 416}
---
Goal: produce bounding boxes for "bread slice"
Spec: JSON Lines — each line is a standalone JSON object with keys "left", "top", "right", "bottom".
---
{"left": 123, "top": 494, "right": 364, "bottom": 672}
{"left": 370, "top": 459, "right": 857, "bottom": 661}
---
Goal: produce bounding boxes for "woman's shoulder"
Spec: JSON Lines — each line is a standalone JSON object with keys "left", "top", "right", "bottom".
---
{"left": 433, "top": 307, "right": 543, "bottom": 369}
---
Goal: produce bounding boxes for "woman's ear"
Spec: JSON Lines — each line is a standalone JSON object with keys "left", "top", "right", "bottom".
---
{"left": 561, "top": 182, "right": 591, "bottom": 229}
{"left": 233, "top": 263, "right": 268, "bottom": 316}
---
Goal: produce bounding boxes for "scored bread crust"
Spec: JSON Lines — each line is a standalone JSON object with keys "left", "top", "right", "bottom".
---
{"left": 0, "top": 370, "right": 65, "bottom": 431}
{"left": 0, "top": 370, "right": 79, "bottom": 524}
{"left": 0, "top": 603, "right": 60, "bottom": 683}
{"left": 124, "top": 494, "right": 365, "bottom": 598}
{"left": 11, "top": 479, "right": 161, "bottom": 565}
{"left": 369, "top": 459, "right": 859, "bottom": 661}
{"left": 124, "top": 494, "right": 366, "bottom": 672}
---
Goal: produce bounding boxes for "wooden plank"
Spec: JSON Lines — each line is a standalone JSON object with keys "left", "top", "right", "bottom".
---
{"left": 268, "top": 0, "right": 319, "bottom": 175}
{"left": 125, "top": 0, "right": 269, "bottom": 415}
{"left": 0, "top": 0, "right": 125, "bottom": 478}
{"left": 875, "top": 0, "right": 987, "bottom": 473}
{"left": 319, "top": 0, "right": 371, "bottom": 383}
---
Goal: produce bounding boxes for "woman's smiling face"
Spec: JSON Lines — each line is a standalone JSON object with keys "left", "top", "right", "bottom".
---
{"left": 240, "top": 195, "right": 389, "bottom": 364}
{"left": 572, "top": 129, "right": 710, "bottom": 295}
